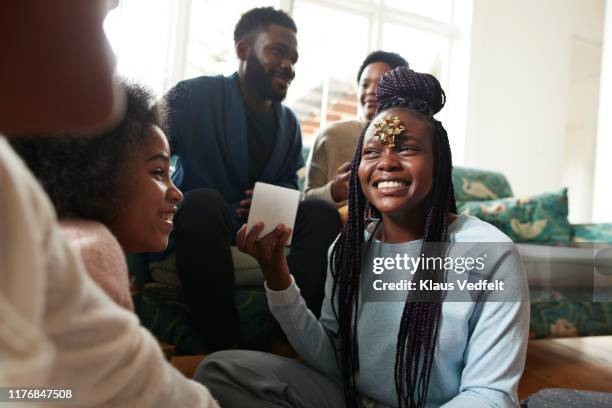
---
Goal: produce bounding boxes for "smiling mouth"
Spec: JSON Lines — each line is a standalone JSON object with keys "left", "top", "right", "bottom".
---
{"left": 374, "top": 179, "right": 410, "bottom": 190}
{"left": 160, "top": 211, "right": 175, "bottom": 222}
{"left": 273, "top": 74, "right": 292, "bottom": 86}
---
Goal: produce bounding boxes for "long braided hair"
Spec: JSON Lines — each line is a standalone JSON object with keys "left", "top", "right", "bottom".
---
{"left": 330, "top": 67, "right": 457, "bottom": 408}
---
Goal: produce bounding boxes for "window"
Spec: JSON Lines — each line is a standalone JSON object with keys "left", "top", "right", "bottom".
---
{"left": 104, "top": 0, "right": 472, "bottom": 160}
{"left": 104, "top": 0, "right": 279, "bottom": 95}
{"left": 287, "top": 2, "right": 370, "bottom": 144}
{"left": 285, "top": 0, "right": 471, "bottom": 158}
{"left": 103, "top": 0, "right": 176, "bottom": 95}
{"left": 381, "top": 22, "right": 451, "bottom": 124}
{"left": 185, "top": 0, "right": 278, "bottom": 78}
{"left": 384, "top": 0, "right": 453, "bottom": 22}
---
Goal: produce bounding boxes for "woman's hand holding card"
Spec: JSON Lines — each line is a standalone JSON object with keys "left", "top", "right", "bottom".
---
{"left": 236, "top": 222, "right": 292, "bottom": 291}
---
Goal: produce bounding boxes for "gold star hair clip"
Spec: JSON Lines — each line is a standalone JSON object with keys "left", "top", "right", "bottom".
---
{"left": 373, "top": 115, "right": 405, "bottom": 148}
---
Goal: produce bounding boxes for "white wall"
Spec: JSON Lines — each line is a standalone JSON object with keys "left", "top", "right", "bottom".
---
{"left": 464, "top": 0, "right": 605, "bottom": 222}
{"left": 562, "top": 38, "right": 601, "bottom": 223}
{"left": 593, "top": 0, "right": 612, "bottom": 223}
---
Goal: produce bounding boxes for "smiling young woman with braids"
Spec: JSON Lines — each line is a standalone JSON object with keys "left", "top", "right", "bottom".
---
{"left": 194, "top": 67, "right": 530, "bottom": 408}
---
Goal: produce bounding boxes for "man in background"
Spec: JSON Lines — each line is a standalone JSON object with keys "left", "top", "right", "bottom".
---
{"left": 163, "top": 7, "right": 340, "bottom": 351}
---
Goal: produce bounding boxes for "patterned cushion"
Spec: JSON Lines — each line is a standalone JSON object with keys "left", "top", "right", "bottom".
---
{"left": 133, "top": 284, "right": 279, "bottom": 355}
{"left": 128, "top": 252, "right": 276, "bottom": 355}
{"left": 572, "top": 223, "right": 612, "bottom": 243}
{"left": 458, "top": 188, "right": 572, "bottom": 243}
{"left": 529, "top": 287, "right": 612, "bottom": 338}
{"left": 452, "top": 166, "right": 514, "bottom": 202}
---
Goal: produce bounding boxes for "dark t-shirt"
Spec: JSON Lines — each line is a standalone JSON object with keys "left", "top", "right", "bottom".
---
{"left": 244, "top": 103, "right": 278, "bottom": 185}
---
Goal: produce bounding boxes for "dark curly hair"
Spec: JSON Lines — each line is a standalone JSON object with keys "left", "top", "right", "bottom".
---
{"left": 357, "top": 50, "right": 409, "bottom": 84}
{"left": 233, "top": 7, "right": 297, "bottom": 43}
{"left": 331, "top": 67, "right": 457, "bottom": 408}
{"left": 9, "top": 80, "right": 166, "bottom": 226}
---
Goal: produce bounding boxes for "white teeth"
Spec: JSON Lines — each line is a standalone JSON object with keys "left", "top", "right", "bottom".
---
{"left": 161, "top": 213, "right": 174, "bottom": 221}
{"left": 377, "top": 180, "right": 407, "bottom": 190}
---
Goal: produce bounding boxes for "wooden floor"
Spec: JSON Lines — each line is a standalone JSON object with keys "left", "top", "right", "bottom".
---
{"left": 171, "top": 337, "right": 612, "bottom": 400}
{"left": 518, "top": 336, "right": 612, "bottom": 399}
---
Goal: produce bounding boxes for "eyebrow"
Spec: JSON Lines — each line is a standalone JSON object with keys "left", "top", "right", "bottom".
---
{"left": 146, "top": 153, "right": 170, "bottom": 163}
{"left": 270, "top": 42, "right": 288, "bottom": 49}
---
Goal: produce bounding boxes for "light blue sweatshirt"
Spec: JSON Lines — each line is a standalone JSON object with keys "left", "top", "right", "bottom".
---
{"left": 266, "top": 214, "right": 530, "bottom": 407}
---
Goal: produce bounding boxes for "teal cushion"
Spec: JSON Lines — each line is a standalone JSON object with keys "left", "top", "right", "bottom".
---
{"left": 529, "top": 287, "right": 612, "bottom": 338}
{"left": 131, "top": 250, "right": 278, "bottom": 355}
{"left": 572, "top": 223, "right": 612, "bottom": 243}
{"left": 458, "top": 188, "right": 572, "bottom": 243}
{"left": 134, "top": 284, "right": 279, "bottom": 355}
{"left": 452, "top": 166, "right": 513, "bottom": 202}
{"left": 302, "top": 145, "right": 311, "bottom": 164}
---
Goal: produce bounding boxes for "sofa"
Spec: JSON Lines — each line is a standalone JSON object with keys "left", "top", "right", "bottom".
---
{"left": 128, "top": 159, "right": 612, "bottom": 355}
{"left": 452, "top": 167, "right": 612, "bottom": 339}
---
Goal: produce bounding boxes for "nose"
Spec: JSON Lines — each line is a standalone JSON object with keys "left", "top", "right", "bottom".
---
{"left": 365, "top": 81, "right": 377, "bottom": 96}
{"left": 167, "top": 182, "right": 183, "bottom": 205}
{"left": 280, "top": 58, "right": 295, "bottom": 78}
{"left": 376, "top": 149, "right": 401, "bottom": 172}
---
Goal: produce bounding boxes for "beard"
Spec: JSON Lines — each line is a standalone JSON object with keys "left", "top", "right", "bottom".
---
{"left": 244, "top": 53, "right": 291, "bottom": 102}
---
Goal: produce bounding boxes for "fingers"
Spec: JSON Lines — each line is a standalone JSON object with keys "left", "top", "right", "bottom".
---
{"left": 239, "top": 198, "right": 252, "bottom": 207}
{"left": 238, "top": 222, "right": 291, "bottom": 261}
{"left": 244, "top": 222, "right": 264, "bottom": 249}
{"left": 276, "top": 227, "right": 292, "bottom": 250}
{"left": 337, "top": 161, "right": 351, "bottom": 174}
{"left": 236, "top": 224, "right": 247, "bottom": 250}
{"left": 259, "top": 224, "right": 286, "bottom": 246}
{"left": 244, "top": 190, "right": 253, "bottom": 197}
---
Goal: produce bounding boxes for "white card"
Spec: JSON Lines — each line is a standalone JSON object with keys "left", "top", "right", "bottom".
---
{"left": 246, "top": 182, "right": 301, "bottom": 245}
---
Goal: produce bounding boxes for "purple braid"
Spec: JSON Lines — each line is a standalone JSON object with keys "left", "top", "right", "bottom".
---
{"left": 330, "top": 124, "right": 368, "bottom": 406}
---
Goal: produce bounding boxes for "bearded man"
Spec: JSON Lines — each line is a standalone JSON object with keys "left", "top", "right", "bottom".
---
{"left": 160, "top": 7, "right": 340, "bottom": 351}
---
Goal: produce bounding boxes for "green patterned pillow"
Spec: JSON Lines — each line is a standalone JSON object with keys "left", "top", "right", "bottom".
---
{"left": 452, "top": 167, "right": 513, "bottom": 202}
{"left": 572, "top": 223, "right": 612, "bottom": 243}
{"left": 457, "top": 188, "right": 571, "bottom": 243}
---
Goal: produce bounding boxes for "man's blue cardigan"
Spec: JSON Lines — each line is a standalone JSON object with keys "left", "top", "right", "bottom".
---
{"left": 167, "top": 72, "right": 304, "bottom": 223}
